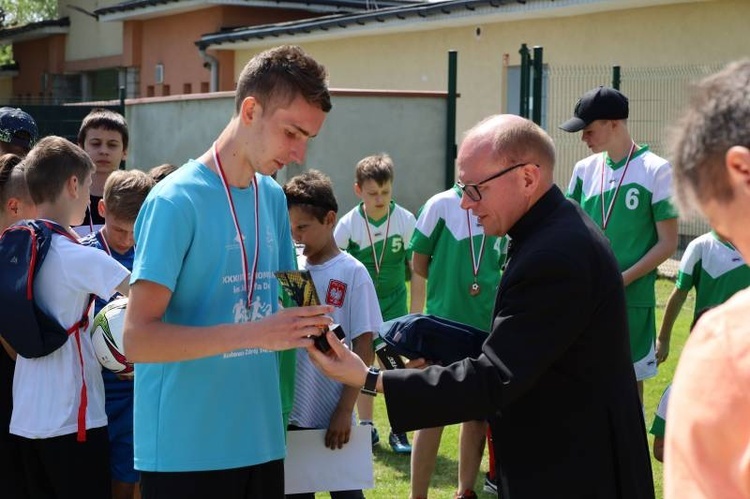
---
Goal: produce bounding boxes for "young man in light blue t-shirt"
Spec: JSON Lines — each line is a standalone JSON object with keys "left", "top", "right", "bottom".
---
{"left": 126, "top": 46, "right": 334, "bottom": 499}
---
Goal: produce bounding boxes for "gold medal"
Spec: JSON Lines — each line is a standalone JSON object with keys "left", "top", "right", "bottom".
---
{"left": 470, "top": 282, "right": 481, "bottom": 296}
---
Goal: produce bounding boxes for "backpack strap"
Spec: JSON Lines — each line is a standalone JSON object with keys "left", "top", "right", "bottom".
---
{"left": 41, "top": 220, "right": 94, "bottom": 443}
{"left": 68, "top": 294, "right": 95, "bottom": 442}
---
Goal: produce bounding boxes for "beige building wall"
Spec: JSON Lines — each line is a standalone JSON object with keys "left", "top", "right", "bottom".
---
{"left": 233, "top": 0, "right": 749, "bottom": 144}
{"left": 61, "top": 0, "right": 123, "bottom": 61}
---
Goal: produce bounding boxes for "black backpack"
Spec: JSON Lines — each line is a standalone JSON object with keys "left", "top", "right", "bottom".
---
{"left": 0, "top": 219, "right": 93, "bottom": 358}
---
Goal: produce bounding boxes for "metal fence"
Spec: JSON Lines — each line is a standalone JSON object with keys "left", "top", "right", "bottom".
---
{"left": 545, "top": 63, "right": 726, "bottom": 255}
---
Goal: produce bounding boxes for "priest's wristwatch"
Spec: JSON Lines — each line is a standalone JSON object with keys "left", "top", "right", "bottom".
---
{"left": 361, "top": 366, "right": 380, "bottom": 396}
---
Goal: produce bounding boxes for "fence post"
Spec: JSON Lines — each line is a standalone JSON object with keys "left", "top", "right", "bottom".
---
{"left": 612, "top": 65, "right": 621, "bottom": 90}
{"left": 445, "top": 50, "right": 458, "bottom": 190}
{"left": 519, "top": 43, "right": 530, "bottom": 119}
{"left": 532, "top": 46, "right": 543, "bottom": 125}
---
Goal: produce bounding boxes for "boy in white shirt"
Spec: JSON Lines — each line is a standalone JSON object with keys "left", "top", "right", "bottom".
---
{"left": 10, "top": 136, "right": 130, "bottom": 498}
{"left": 283, "top": 169, "right": 380, "bottom": 499}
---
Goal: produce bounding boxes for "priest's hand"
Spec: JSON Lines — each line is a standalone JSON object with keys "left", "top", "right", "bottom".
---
{"left": 307, "top": 330, "right": 369, "bottom": 389}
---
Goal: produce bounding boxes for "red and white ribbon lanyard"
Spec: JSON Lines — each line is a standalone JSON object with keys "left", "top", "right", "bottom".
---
{"left": 362, "top": 203, "right": 391, "bottom": 282}
{"left": 600, "top": 142, "right": 636, "bottom": 230}
{"left": 466, "top": 210, "right": 486, "bottom": 296}
{"left": 212, "top": 142, "right": 259, "bottom": 308}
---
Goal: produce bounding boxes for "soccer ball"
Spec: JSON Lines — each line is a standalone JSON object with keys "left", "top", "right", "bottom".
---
{"left": 90, "top": 297, "right": 133, "bottom": 377}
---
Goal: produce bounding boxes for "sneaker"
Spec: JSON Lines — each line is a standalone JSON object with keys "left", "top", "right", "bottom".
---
{"left": 359, "top": 422, "right": 379, "bottom": 447}
{"left": 388, "top": 431, "right": 412, "bottom": 454}
{"left": 454, "top": 490, "right": 478, "bottom": 499}
{"left": 483, "top": 472, "right": 498, "bottom": 494}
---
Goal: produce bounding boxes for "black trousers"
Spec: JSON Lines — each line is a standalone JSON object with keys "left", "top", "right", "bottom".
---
{"left": 17, "top": 426, "right": 111, "bottom": 499}
{"left": 140, "top": 458, "right": 285, "bottom": 499}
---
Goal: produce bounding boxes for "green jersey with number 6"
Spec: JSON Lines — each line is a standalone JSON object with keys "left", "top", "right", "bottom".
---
{"left": 567, "top": 146, "right": 678, "bottom": 306}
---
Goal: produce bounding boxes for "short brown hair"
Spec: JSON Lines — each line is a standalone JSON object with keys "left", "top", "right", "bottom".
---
{"left": 103, "top": 170, "right": 154, "bottom": 222}
{"left": 235, "top": 45, "right": 331, "bottom": 116}
{"left": 24, "top": 136, "right": 95, "bottom": 205}
{"left": 669, "top": 59, "right": 750, "bottom": 214}
{"left": 0, "top": 153, "right": 30, "bottom": 205}
{"left": 77, "top": 108, "right": 129, "bottom": 149}
{"left": 283, "top": 169, "right": 338, "bottom": 222}
{"left": 148, "top": 163, "right": 178, "bottom": 183}
{"left": 355, "top": 153, "right": 394, "bottom": 187}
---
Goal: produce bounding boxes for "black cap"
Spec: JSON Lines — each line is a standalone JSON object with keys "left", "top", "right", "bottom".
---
{"left": 559, "top": 86, "right": 629, "bottom": 133}
{"left": 0, "top": 107, "right": 38, "bottom": 151}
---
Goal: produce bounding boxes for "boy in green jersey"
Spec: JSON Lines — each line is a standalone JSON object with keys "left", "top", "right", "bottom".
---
{"left": 561, "top": 86, "right": 679, "bottom": 403}
{"left": 408, "top": 185, "right": 507, "bottom": 499}
{"left": 334, "top": 153, "right": 416, "bottom": 454}
{"left": 656, "top": 231, "right": 750, "bottom": 364}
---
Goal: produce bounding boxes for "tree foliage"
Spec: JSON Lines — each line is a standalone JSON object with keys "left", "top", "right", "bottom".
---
{"left": 1, "top": 0, "right": 57, "bottom": 27}
{"left": 0, "top": 0, "right": 57, "bottom": 64}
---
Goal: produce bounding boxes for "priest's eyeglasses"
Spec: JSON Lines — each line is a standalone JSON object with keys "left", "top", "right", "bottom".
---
{"left": 457, "top": 163, "right": 539, "bottom": 202}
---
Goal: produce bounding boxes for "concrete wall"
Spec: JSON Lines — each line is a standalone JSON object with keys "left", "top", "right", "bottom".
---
{"left": 124, "top": 90, "right": 447, "bottom": 215}
{"left": 125, "top": 94, "right": 234, "bottom": 171}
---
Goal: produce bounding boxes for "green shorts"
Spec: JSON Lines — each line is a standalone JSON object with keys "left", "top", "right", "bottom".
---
{"left": 379, "top": 285, "right": 408, "bottom": 322}
{"left": 627, "top": 306, "right": 657, "bottom": 381}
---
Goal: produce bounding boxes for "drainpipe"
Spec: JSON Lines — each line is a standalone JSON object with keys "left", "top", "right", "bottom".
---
{"left": 199, "top": 48, "right": 219, "bottom": 92}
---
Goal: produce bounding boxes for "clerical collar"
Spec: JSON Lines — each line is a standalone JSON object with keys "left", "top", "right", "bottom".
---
{"left": 506, "top": 185, "right": 565, "bottom": 244}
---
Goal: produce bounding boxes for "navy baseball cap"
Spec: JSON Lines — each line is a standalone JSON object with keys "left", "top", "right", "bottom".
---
{"left": 0, "top": 107, "right": 38, "bottom": 151}
{"left": 559, "top": 86, "right": 629, "bottom": 133}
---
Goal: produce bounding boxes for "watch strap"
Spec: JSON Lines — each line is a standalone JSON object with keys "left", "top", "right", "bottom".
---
{"left": 361, "top": 366, "right": 380, "bottom": 396}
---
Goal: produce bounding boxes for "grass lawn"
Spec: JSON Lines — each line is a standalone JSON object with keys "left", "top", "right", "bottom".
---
{"left": 345, "top": 278, "right": 694, "bottom": 499}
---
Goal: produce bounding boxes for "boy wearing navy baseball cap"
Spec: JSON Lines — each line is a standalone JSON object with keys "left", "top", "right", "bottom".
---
{"left": 0, "top": 107, "right": 38, "bottom": 156}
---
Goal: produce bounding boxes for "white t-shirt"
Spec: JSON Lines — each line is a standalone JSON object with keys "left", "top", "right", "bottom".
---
{"left": 290, "top": 252, "right": 382, "bottom": 429}
{"left": 11, "top": 231, "right": 129, "bottom": 439}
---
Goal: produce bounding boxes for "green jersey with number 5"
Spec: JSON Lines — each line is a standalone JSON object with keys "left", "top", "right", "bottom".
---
{"left": 567, "top": 146, "right": 678, "bottom": 306}
{"left": 334, "top": 201, "right": 416, "bottom": 320}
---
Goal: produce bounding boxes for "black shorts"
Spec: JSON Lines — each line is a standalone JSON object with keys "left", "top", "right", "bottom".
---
{"left": 140, "top": 459, "right": 285, "bottom": 499}
{"left": 17, "top": 426, "right": 111, "bottom": 499}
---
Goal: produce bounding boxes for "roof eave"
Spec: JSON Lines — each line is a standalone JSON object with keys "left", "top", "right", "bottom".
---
{"left": 0, "top": 25, "right": 69, "bottom": 44}
{"left": 197, "top": 0, "right": 710, "bottom": 51}
{"left": 97, "top": 0, "right": 388, "bottom": 22}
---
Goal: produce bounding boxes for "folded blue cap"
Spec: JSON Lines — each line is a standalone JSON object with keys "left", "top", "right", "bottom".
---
{"left": 379, "top": 313, "right": 487, "bottom": 366}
